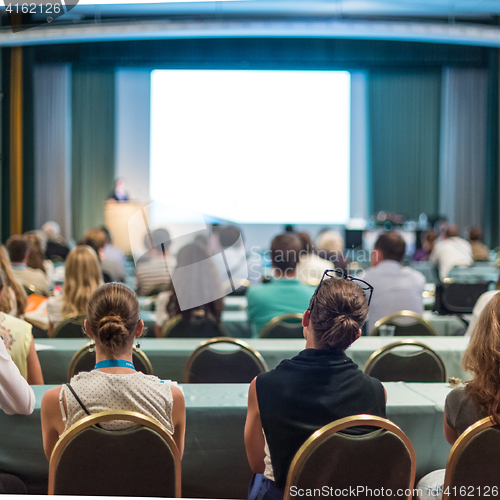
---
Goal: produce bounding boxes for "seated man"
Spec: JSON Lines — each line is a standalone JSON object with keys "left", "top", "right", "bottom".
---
{"left": 469, "top": 227, "right": 490, "bottom": 262}
{"left": 6, "top": 235, "right": 50, "bottom": 296}
{"left": 247, "top": 233, "right": 314, "bottom": 335}
{"left": 363, "top": 232, "right": 426, "bottom": 333}
{"left": 430, "top": 225, "right": 473, "bottom": 280}
{"left": 135, "top": 228, "right": 176, "bottom": 296}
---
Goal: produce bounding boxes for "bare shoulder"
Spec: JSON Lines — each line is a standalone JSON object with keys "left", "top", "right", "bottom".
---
{"left": 42, "top": 386, "right": 62, "bottom": 406}
{"left": 170, "top": 384, "right": 185, "bottom": 406}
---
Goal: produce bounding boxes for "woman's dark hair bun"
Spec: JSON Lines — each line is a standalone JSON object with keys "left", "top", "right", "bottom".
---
{"left": 97, "top": 314, "right": 129, "bottom": 345}
{"left": 309, "top": 279, "right": 368, "bottom": 350}
{"left": 87, "top": 284, "right": 140, "bottom": 355}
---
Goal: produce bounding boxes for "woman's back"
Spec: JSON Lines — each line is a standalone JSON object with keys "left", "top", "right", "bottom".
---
{"left": 62, "top": 370, "right": 174, "bottom": 432}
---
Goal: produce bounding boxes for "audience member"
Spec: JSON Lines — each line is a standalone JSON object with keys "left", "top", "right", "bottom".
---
{"left": 316, "top": 230, "right": 349, "bottom": 274}
{"left": 469, "top": 227, "right": 490, "bottom": 262}
{"left": 6, "top": 235, "right": 50, "bottom": 296}
{"left": 135, "top": 229, "right": 176, "bottom": 296}
{"left": 83, "top": 228, "right": 126, "bottom": 283}
{"left": 430, "top": 225, "right": 473, "bottom": 281}
{"left": 0, "top": 272, "right": 36, "bottom": 493}
{"left": 25, "top": 232, "right": 54, "bottom": 286}
{"left": 155, "top": 243, "right": 223, "bottom": 336}
{"left": 418, "top": 293, "right": 500, "bottom": 499}
{"left": 296, "top": 231, "right": 331, "bottom": 285}
{"left": 246, "top": 234, "right": 314, "bottom": 335}
{"left": 413, "top": 230, "right": 438, "bottom": 262}
{"left": 41, "top": 221, "right": 70, "bottom": 262}
{"left": 101, "top": 226, "right": 126, "bottom": 268}
{"left": 245, "top": 276, "right": 386, "bottom": 500}
{"left": 0, "top": 245, "right": 26, "bottom": 317}
{"left": 213, "top": 226, "right": 254, "bottom": 292}
{"left": 363, "top": 232, "right": 426, "bottom": 333}
{"left": 46, "top": 245, "right": 103, "bottom": 336}
{"left": 465, "top": 272, "right": 500, "bottom": 336}
{"left": 0, "top": 271, "right": 44, "bottom": 385}
{"left": 41, "top": 283, "right": 186, "bottom": 459}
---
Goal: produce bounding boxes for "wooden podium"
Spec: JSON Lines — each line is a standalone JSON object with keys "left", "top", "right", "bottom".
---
{"left": 104, "top": 201, "right": 145, "bottom": 254}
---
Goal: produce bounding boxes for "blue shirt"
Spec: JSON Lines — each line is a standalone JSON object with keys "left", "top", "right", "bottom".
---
{"left": 246, "top": 279, "right": 315, "bottom": 336}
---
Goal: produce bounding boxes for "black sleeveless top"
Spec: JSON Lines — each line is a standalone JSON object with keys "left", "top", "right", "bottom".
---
{"left": 256, "top": 348, "right": 386, "bottom": 488}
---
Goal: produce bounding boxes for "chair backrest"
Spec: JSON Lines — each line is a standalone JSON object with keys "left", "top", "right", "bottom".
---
{"left": 434, "top": 281, "right": 492, "bottom": 315}
{"left": 185, "top": 337, "right": 268, "bottom": 383}
{"left": 162, "top": 311, "right": 225, "bottom": 338}
{"left": 260, "top": 313, "right": 304, "bottom": 338}
{"left": 284, "top": 415, "right": 416, "bottom": 500}
{"left": 53, "top": 315, "right": 86, "bottom": 338}
{"left": 443, "top": 416, "right": 500, "bottom": 500}
{"left": 363, "top": 340, "right": 446, "bottom": 382}
{"left": 48, "top": 410, "right": 181, "bottom": 497}
{"left": 67, "top": 343, "right": 153, "bottom": 382}
{"left": 370, "top": 310, "right": 437, "bottom": 336}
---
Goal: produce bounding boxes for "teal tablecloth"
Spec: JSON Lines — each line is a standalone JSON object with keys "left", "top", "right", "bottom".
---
{"left": 139, "top": 309, "right": 465, "bottom": 339}
{"left": 0, "top": 382, "right": 455, "bottom": 497}
{"left": 35, "top": 336, "right": 470, "bottom": 385}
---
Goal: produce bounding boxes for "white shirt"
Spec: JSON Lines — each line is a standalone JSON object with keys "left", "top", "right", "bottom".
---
{"left": 363, "top": 260, "right": 426, "bottom": 334}
{"left": 430, "top": 237, "right": 473, "bottom": 281}
{"left": 465, "top": 290, "right": 499, "bottom": 337}
{"left": 0, "top": 337, "right": 35, "bottom": 415}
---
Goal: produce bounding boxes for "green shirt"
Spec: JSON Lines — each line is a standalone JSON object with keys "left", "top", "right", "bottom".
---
{"left": 246, "top": 279, "right": 315, "bottom": 336}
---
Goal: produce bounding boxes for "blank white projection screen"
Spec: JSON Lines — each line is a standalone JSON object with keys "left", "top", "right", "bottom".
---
{"left": 150, "top": 70, "right": 350, "bottom": 224}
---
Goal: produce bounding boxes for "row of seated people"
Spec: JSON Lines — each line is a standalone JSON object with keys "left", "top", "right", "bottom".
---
{"left": 0, "top": 272, "right": 498, "bottom": 499}
{"left": 2, "top": 226, "right": 496, "bottom": 342}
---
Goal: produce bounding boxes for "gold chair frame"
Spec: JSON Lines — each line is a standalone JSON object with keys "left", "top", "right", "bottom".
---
{"left": 48, "top": 410, "right": 181, "bottom": 497}
{"left": 370, "top": 310, "right": 437, "bottom": 336}
{"left": 442, "top": 416, "right": 498, "bottom": 500}
{"left": 162, "top": 312, "right": 226, "bottom": 337}
{"left": 363, "top": 340, "right": 446, "bottom": 381}
{"left": 184, "top": 336, "right": 268, "bottom": 383}
{"left": 284, "top": 414, "right": 416, "bottom": 500}
{"left": 260, "top": 313, "right": 304, "bottom": 338}
{"left": 67, "top": 342, "right": 153, "bottom": 382}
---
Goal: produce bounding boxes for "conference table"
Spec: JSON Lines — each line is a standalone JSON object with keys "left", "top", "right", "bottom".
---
{"left": 0, "top": 382, "right": 455, "bottom": 497}
{"left": 35, "top": 336, "right": 470, "bottom": 385}
{"left": 139, "top": 308, "right": 467, "bottom": 339}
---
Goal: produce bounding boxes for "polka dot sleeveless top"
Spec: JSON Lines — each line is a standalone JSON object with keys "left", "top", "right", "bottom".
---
{"left": 59, "top": 370, "right": 174, "bottom": 433}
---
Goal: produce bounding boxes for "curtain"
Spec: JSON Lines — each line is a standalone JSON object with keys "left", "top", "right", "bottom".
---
{"left": 33, "top": 64, "right": 72, "bottom": 240}
{"left": 439, "top": 67, "right": 488, "bottom": 236}
{"left": 368, "top": 70, "right": 441, "bottom": 220}
{"left": 71, "top": 67, "right": 115, "bottom": 241}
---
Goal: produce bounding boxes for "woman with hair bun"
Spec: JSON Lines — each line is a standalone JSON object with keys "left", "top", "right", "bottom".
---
{"left": 245, "top": 272, "right": 386, "bottom": 500}
{"left": 41, "top": 283, "right": 185, "bottom": 460}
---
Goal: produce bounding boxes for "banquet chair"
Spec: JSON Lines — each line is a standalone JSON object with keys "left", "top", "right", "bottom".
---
{"left": 363, "top": 340, "right": 446, "bottom": 382}
{"left": 434, "top": 281, "right": 491, "bottom": 316}
{"left": 370, "top": 310, "right": 437, "bottom": 336}
{"left": 185, "top": 337, "right": 268, "bottom": 383}
{"left": 67, "top": 343, "right": 153, "bottom": 381}
{"left": 443, "top": 416, "right": 500, "bottom": 500}
{"left": 162, "top": 310, "right": 225, "bottom": 338}
{"left": 284, "top": 415, "right": 416, "bottom": 500}
{"left": 260, "top": 313, "right": 304, "bottom": 338}
{"left": 53, "top": 315, "right": 86, "bottom": 338}
{"left": 48, "top": 410, "right": 181, "bottom": 497}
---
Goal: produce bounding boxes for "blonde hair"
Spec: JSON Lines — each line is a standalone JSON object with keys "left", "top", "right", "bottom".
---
{"left": 0, "top": 245, "right": 27, "bottom": 316}
{"left": 317, "top": 231, "right": 344, "bottom": 254}
{"left": 462, "top": 292, "right": 500, "bottom": 424}
{"left": 62, "top": 246, "right": 103, "bottom": 318}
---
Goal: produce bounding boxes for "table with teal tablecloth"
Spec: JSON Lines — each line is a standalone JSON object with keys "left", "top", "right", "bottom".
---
{"left": 0, "top": 382, "right": 455, "bottom": 497}
{"left": 139, "top": 308, "right": 466, "bottom": 339}
{"left": 35, "top": 336, "right": 470, "bottom": 385}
